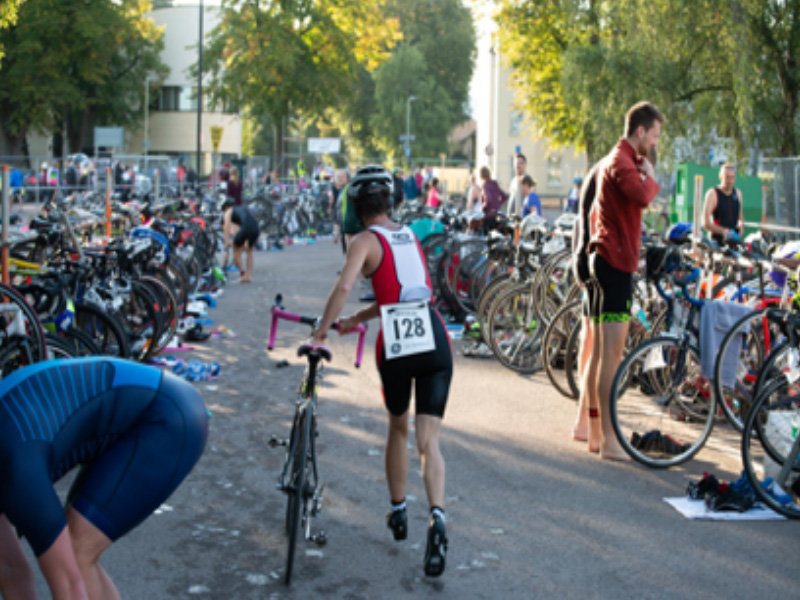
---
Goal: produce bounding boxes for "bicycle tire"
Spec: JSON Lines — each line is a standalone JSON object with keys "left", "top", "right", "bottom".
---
{"left": 0, "top": 336, "right": 39, "bottom": 377}
{"left": 542, "top": 299, "right": 582, "bottom": 400}
{"left": 74, "top": 302, "right": 132, "bottom": 358}
{"left": 741, "top": 377, "right": 800, "bottom": 518}
{"left": 711, "top": 307, "right": 769, "bottom": 432}
{"left": 285, "top": 409, "right": 310, "bottom": 585}
{"left": 0, "top": 282, "right": 48, "bottom": 363}
{"left": 486, "top": 282, "right": 544, "bottom": 374}
{"left": 562, "top": 317, "right": 584, "bottom": 401}
{"left": 610, "top": 336, "right": 715, "bottom": 468}
{"left": 44, "top": 332, "right": 81, "bottom": 359}
{"left": 141, "top": 276, "right": 179, "bottom": 356}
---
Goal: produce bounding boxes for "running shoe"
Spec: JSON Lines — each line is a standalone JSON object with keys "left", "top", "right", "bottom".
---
{"left": 386, "top": 508, "right": 408, "bottom": 541}
{"left": 423, "top": 512, "right": 448, "bottom": 577}
{"left": 686, "top": 471, "right": 721, "bottom": 500}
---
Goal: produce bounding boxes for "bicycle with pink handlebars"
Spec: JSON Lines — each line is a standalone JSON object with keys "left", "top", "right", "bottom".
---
{"left": 266, "top": 293, "right": 367, "bottom": 585}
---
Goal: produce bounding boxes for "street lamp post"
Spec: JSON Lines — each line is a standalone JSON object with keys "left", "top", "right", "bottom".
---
{"left": 406, "top": 95, "right": 417, "bottom": 164}
{"left": 144, "top": 77, "right": 151, "bottom": 164}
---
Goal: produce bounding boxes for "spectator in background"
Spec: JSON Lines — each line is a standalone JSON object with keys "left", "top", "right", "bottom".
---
{"left": 64, "top": 159, "right": 78, "bottom": 193}
{"left": 392, "top": 167, "right": 405, "bottom": 211}
{"left": 226, "top": 166, "right": 243, "bottom": 206}
{"left": 414, "top": 167, "right": 423, "bottom": 192}
{"left": 79, "top": 164, "right": 92, "bottom": 190}
{"left": 186, "top": 165, "right": 198, "bottom": 189}
{"left": 479, "top": 166, "right": 508, "bottom": 215}
{"left": 427, "top": 177, "right": 442, "bottom": 208}
{"left": 521, "top": 175, "right": 542, "bottom": 217}
{"left": 219, "top": 161, "right": 230, "bottom": 183}
{"left": 565, "top": 176, "right": 582, "bottom": 213}
{"left": 465, "top": 174, "right": 482, "bottom": 211}
{"left": 9, "top": 167, "right": 23, "bottom": 210}
{"left": 507, "top": 153, "right": 529, "bottom": 217}
{"left": 177, "top": 160, "right": 186, "bottom": 184}
{"left": 403, "top": 169, "right": 419, "bottom": 202}
{"left": 423, "top": 164, "right": 434, "bottom": 185}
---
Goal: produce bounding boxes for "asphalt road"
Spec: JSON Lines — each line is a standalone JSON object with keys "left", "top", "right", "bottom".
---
{"left": 27, "top": 236, "right": 800, "bottom": 599}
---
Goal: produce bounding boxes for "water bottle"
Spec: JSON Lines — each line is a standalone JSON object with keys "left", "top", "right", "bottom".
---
{"left": 632, "top": 301, "right": 650, "bottom": 331}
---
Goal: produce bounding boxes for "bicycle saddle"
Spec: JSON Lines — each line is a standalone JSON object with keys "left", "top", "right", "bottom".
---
{"left": 297, "top": 344, "right": 332, "bottom": 362}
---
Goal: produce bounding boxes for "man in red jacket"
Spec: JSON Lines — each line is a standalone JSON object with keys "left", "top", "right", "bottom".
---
{"left": 587, "top": 101, "right": 664, "bottom": 460}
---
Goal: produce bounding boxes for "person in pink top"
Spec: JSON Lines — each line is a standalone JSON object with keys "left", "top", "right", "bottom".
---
{"left": 427, "top": 177, "right": 442, "bottom": 208}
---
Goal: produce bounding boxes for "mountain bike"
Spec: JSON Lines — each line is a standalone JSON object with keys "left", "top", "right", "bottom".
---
{"left": 266, "top": 294, "right": 367, "bottom": 584}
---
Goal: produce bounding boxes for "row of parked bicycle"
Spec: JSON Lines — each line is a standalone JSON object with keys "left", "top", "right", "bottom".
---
{"left": 0, "top": 191, "right": 226, "bottom": 378}
{"left": 399, "top": 202, "right": 800, "bottom": 519}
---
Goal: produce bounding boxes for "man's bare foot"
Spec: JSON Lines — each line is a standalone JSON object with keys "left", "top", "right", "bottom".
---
{"left": 572, "top": 422, "right": 589, "bottom": 442}
{"left": 599, "top": 442, "right": 631, "bottom": 462}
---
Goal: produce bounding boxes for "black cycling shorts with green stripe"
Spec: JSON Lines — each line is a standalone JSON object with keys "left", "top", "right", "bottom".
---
{"left": 588, "top": 253, "right": 632, "bottom": 324}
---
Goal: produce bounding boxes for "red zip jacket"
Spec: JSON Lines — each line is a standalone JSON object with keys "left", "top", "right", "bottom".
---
{"left": 589, "top": 139, "right": 660, "bottom": 273}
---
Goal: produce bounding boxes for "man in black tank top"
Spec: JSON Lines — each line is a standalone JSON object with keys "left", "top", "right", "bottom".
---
{"left": 701, "top": 163, "right": 743, "bottom": 245}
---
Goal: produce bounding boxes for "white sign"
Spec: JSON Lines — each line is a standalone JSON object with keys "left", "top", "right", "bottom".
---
{"left": 94, "top": 127, "right": 124, "bottom": 148}
{"left": 308, "top": 137, "right": 341, "bottom": 154}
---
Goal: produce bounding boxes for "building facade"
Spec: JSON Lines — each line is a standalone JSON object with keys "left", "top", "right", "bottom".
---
{"left": 472, "top": 16, "right": 587, "bottom": 202}
{"left": 126, "top": 2, "right": 241, "bottom": 174}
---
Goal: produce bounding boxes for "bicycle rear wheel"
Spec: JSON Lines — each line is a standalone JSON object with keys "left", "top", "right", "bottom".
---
{"left": 486, "top": 282, "right": 544, "bottom": 374}
{"left": 610, "top": 336, "right": 715, "bottom": 467}
{"left": 285, "top": 409, "right": 311, "bottom": 585}
{"left": 741, "top": 377, "right": 800, "bottom": 518}
{"left": 542, "top": 299, "right": 581, "bottom": 399}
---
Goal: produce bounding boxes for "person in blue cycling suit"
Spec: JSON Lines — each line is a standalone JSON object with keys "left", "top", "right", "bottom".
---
{"left": 0, "top": 357, "right": 209, "bottom": 600}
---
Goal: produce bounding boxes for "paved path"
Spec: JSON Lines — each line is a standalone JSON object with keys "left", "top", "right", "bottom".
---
{"left": 28, "top": 238, "right": 800, "bottom": 599}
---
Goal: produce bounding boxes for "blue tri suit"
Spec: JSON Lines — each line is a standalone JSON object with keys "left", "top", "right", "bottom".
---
{"left": 0, "top": 357, "right": 209, "bottom": 556}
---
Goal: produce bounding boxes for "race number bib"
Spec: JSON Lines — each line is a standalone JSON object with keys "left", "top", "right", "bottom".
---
{"left": 380, "top": 301, "right": 435, "bottom": 360}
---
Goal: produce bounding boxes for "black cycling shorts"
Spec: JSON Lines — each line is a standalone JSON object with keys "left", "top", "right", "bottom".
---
{"left": 589, "top": 253, "right": 632, "bottom": 324}
{"left": 234, "top": 222, "right": 259, "bottom": 248}
{"left": 376, "top": 307, "right": 453, "bottom": 418}
{"left": 573, "top": 253, "right": 592, "bottom": 317}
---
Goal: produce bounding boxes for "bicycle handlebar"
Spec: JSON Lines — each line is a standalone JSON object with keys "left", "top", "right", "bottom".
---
{"left": 267, "top": 294, "right": 367, "bottom": 368}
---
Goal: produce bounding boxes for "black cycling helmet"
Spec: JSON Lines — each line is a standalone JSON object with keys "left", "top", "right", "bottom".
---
{"left": 348, "top": 164, "right": 393, "bottom": 199}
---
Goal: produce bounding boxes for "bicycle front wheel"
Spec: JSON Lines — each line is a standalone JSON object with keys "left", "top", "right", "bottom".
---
{"left": 285, "top": 409, "right": 310, "bottom": 585}
{"left": 741, "top": 377, "right": 800, "bottom": 518}
{"left": 610, "top": 336, "right": 716, "bottom": 468}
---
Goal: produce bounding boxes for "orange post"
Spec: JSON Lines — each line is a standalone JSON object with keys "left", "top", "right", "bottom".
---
{"left": 105, "top": 168, "right": 112, "bottom": 238}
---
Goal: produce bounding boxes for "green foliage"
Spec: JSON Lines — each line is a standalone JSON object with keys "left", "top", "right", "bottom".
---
{"left": 496, "top": 0, "right": 800, "bottom": 164}
{"left": 0, "top": 0, "right": 23, "bottom": 63}
{"left": 0, "top": 0, "right": 167, "bottom": 153}
{"left": 202, "top": 0, "right": 401, "bottom": 125}
{"left": 371, "top": 44, "right": 453, "bottom": 160}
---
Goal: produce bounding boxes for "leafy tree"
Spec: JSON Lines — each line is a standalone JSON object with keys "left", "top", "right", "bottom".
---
{"left": 0, "top": 0, "right": 166, "bottom": 156}
{"left": 202, "top": 0, "right": 401, "bottom": 127}
{"left": 495, "top": 0, "right": 738, "bottom": 164}
{"left": 371, "top": 44, "right": 452, "bottom": 160}
{"left": 0, "top": 0, "right": 23, "bottom": 64}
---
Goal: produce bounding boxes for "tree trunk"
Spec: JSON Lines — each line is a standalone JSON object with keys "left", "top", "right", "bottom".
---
{"left": 0, "top": 119, "right": 25, "bottom": 158}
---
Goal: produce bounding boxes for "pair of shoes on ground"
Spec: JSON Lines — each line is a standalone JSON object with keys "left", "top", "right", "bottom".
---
{"left": 386, "top": 508, "right": 448, "bottom": 577}
{"left": 686, "top": 471, "right": 755, "bottom": 512}
{"left": 630, "top": 430, "right": 690, "bottom": 456}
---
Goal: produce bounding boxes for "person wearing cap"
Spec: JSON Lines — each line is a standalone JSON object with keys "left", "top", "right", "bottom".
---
{"left": 222, "top": 198, "right": 259, "bottom": 283}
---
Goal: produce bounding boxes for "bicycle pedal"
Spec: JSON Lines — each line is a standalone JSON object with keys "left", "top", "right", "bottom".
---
{"left": 310, "top": 531, "right": 327, "bottom": 546}
{"left": 268, "top": 435, "right": 287, "bottom": 448}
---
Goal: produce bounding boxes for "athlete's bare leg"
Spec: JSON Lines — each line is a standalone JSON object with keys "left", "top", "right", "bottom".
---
{"left": 0, "top": 514, "right": 37, "bottom": 599}
{"left": 597, "top": 321, "right": 631, "bottom": 461}
{"left": 64, "top": 508, "right": 120, "bottom": 600}
{"left": 572, "top": 317, "right": 601, "bottom": 452}
{"left": 414, "top": 415, "right": 445, "bottom": 509}
{"left": 386, "top": 410, "right": 410, "bottom": 503}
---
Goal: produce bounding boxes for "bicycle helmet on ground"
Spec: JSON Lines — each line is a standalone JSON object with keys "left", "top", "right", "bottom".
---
{"left": 348, "top": 164, "right": 393, "bottom": 199}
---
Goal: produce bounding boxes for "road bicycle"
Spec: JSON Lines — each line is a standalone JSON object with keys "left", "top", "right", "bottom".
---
{"left": 266, "top": 294, "right": 367, "bottom": 584}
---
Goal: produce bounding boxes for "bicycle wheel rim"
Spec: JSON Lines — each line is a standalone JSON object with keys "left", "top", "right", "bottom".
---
{"left": 611, "top": 337, "right": 715, "bottom": 468}
{"left": 487, "top": 283, "right": 544, "bottom": 374}
{"left": 741, "top": 377, "right": 800, "bottom": 518}
{"left": 285, "top": 409, "right": 310, "bottom": 585}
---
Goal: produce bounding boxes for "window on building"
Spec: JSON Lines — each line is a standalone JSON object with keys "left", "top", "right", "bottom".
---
{"left": 156, "top": 86, "right": 198, "bottom": 112}
{"left": 509, "top": 110, "right": 524, "bottom": 137}
{"left": 546, "top": 156, "right": 563, "bottom": 187}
